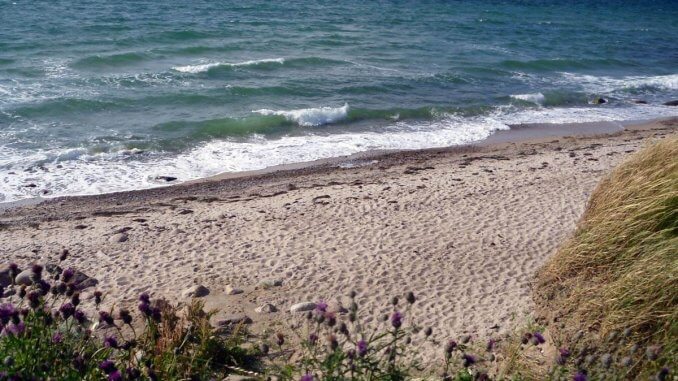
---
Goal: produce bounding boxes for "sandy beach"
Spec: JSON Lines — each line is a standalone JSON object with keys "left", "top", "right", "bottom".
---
{"left": 1, "top": 118, "right": 676, "bottom": 361}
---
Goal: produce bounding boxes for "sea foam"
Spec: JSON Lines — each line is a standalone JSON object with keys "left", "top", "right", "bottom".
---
{"left": 172, "top": 58, "right": 285, "bottom": 73}
{"left": 253, "top": 103, "right": 349, "bottom": 127}
{"left": 510, "top": 92, "right": 545, "bottom": 105}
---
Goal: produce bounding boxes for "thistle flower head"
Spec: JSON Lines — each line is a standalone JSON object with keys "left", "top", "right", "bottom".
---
{"left": 656, "top": 367, "right": 669, "bottom": 381}
{"left": 391, "top": 296, "right": 399, "bottom": 306}
{"left": 572, "top": 372, "right": 588, "bottom": 381}
{"left": 126, "top": 368, "right": 141, "bottom": 380}
{"left": 31, "top": 264, "right": 42, "bottom": 277}
{"left": 74, "top": 309, "right": 87, "bottom": 325}
{"left": 27, "top": 291, "right": 41, "bottom": 309}
{"left": 71, "top": 292, "right": 80, "bottom": 307}
{"left": 308, "top": 333, "right": 318, "bottom": 345}
{"left": 300, "top": 374, "right": 313, "bottom": 381}
{"left": 391, "top": 311, "right": 403, "bottom": 329}
{"left": 93, "top": 290, "right": 103, "bottom": 305}
{"left": 151, "top": 307, "right": 161, "bottom": 322}
{"left": 138, "top": 292, "right": 150, "bottom": 304}
{"left": 315, "top": 300, "right": 328, "bottom": 313}
{"left": 0, "top": 304, "right": 15, "bottom": 325}
{"left": 138, "top": 302, "right": 151, "bottom": 317}
{"left": 406, "top": 291, "right": 416, "bottom": 304}
{"left": 99, "top": 311, "right": 114, "bottom": 326}
{"left": 59, "top": 302, "right": 75, "bottom": 319}
{"left": 532, "top": 331, "right": 546, "bottom": 345}
{"left": 37, "top": 279, "right": 51, "bottom": 296}
{"left": 445, "top": 340, "right": 458, "bottom": 354}
{"left": 59, "top": 249, "right": 69, "bottom": 261}
{"left": 357, "top": 339, "right": 368, "bottom": 357}
{"left": 104, "top": 335, "right": 119, "bottom": 349}
{"left": 118, "top": 309, "right": 133, "bottom": 325}
{"left": 600, "top": 353, "right": 613, "bottom": 369}
{"left": 99, "top": 359, "right": 117, "bottom": 374}
{"left": 462, "top": 353, "right": 476, "bottom": 367}
{"left": 557, "top": 348, "right": 571, "bottom": 365}
{"left": 52, "top": 332, "right": 63, "bottom": 344}
{"left": 276, "top": 332, "right": 285, "bottom": 346}
{"left": 108, "top": 370, "right": 123, "bottom": 381}
{"left": 61, "top": 268, "right": 75, "bottom": 283}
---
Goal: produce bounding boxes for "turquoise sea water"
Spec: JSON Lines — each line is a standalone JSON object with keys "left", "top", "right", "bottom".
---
{"left": 1, "top": 1, "right": 676, "bottom": 202}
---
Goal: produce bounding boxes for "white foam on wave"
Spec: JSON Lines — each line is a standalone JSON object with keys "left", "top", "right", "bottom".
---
{"left": 253, "top": 103, "right": 349, "bottom": 127}
{"left": 1, "top": 104, "right": 676, "bottom": 203}
{"left": 558, "top": 72, "right": 678, "bottom": 93}
{"left": 510, "top": 92, "right": 545, "bottom": 105}
{"left": 172, "top": 58, "right": 285, "bottom": 73}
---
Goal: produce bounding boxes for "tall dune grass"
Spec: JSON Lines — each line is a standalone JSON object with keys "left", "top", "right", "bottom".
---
{"left": 535, "top": 135, "right": 677, "bottom": 377}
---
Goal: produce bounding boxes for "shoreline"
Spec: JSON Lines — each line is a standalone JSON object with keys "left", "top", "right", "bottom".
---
{"left": 1, "top": 117, "right": 675, "bottom": 362}
{"left": 1, "top": 116, "right": 673, "bottom": 214}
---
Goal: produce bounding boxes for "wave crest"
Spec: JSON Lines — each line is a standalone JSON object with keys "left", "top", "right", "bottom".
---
{"left": 253, "top": 103, "right": 349, "bottom": 127}
{"left": 172, "top": 58, "right": 285, "bottom": 73}
{"left": 510, "top": 92, "right": 545, "bottom": 105}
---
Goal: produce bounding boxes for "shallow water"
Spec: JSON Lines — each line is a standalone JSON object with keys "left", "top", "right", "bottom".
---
{"left": 1, "top": 0, "right": 676, "bottom": 201}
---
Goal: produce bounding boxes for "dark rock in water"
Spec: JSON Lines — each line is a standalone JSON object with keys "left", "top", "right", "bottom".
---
{"left": 156, "top": 176, "right": 178, "bottom": 182}
{"left": 632, "top": 99, "right": 648, "bottom": 104}
{"left": 663, "top": 100, "right": 678, "bottom": 106}
{"left": 591, "top": 97, "right": 607, "bottom": 104}
{"left": 24, "top": 183, "right": 37, "bottom": 188}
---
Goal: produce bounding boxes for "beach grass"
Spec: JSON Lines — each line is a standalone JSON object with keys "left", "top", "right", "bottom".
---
{"left": 534, "top": 135, "right": 677, "bottom": 377}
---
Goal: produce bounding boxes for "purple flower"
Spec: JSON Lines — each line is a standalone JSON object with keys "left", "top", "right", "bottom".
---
{"left": 445, "top": 340, "right": 458, "bottom": 354}
{"left": 391, "top": 311, "right": 403, "bottom": 329}
{"left": 52, "top": 332, "right": 63, "bottom": 344}
{"left": 99, "top": 311, "right": 114, "bottom": 326}
{"left": 0, "top": 304, "right": 16, "bottom": 324}
{"left": 315, "top": 300, "right": 328, "bottom": 313}
{"left": 557, "top": 348, "right": 571, "bottom": 365}
{"left": 151, "top": 307, "right": 161, "bottom": 322}
{"left": 37, "top": 279, "right": 51, "bottom": 295}
{"left": 357, "top": 339, "right": 368, "bottom": 357}
{"left": 118, "top": 309, "right": 133, "bottom": 325}
{"left": 27, "top": 291, "right": 41, "bottom": 309}
{"left": 300, "top": 373, "right": 314, "bottom": 381}
{"left": 99, "top": 360, "right": 117, "bottom": 374}
{"left": 104, "top": 335, "right": 119, "bottom": 349}
{"left": 572, "top": 372, "right": 587, "bottom": 381}
{"left": 59, "top": 302, "right": 75, "bottom": 319}
{"left": 533, "top": 331, "right": 546, "bottom": 345}
{"left": 61, "top": 268, "right": 75, "bottom": 283}
{"left": 74, "top": 309, "right": 87, "bottom": 325}
{"left": 108, "top": 370, "right": 123, "bottom": 381}
{"left": 126, "top": 367, "right": 141, "bottom": 379}
{"left": 31, "top": 264, "right": 43, "bottom": 277}
{"left": 138, "top": 302, "right": 152, "bottom": 316}
{"left": 486, "top": 339, "right": 496, "bottom": 352}
{"left": 93, "top": 290, "right": 103, "bottom": 305}
{"left": 5, "top": 322, "right": 25, "bottom": 336}
{"left": 462, "top": 353, "right": 476, "bottom": 367}
{"left": 138, "top": 292, "right": 150, "bottom": 304}
{"left": 308, "top": 333, "right": 318, "bottom": 345}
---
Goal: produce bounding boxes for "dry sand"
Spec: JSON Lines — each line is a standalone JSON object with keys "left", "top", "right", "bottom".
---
{"left": 1, "top": 118, "right": 675, "bottom": 361}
